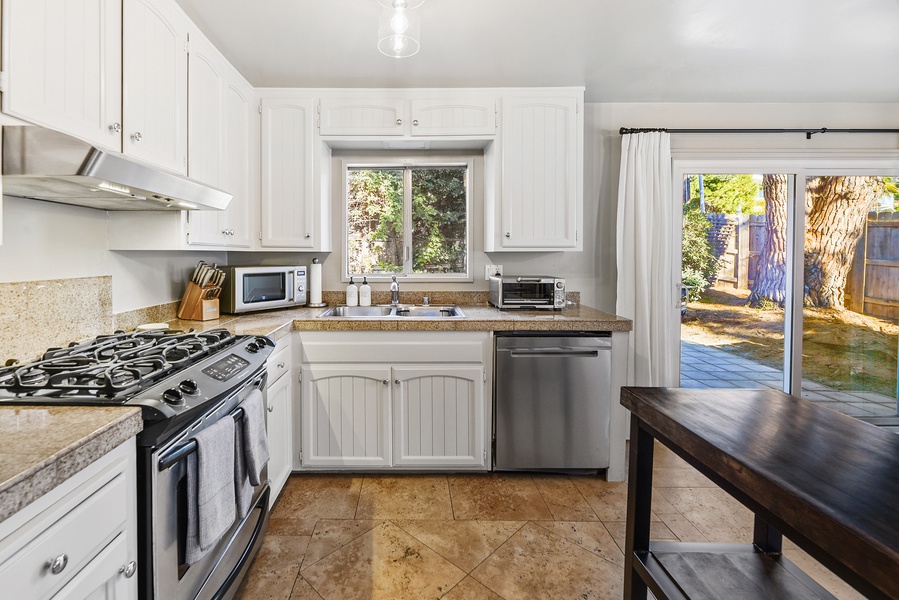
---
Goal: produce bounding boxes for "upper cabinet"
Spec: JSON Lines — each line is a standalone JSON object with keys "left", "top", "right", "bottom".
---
{"left": 484, "top": 90, "right": 584, "bottom": 251}
{"left": 1, "top": 0, "right": 123, "bottom": 150}
{"left": 122, "top": 0, "right": 189, "bottom": 174}
{"left": 319, "top": 93, "right": 496, "bottom": 137}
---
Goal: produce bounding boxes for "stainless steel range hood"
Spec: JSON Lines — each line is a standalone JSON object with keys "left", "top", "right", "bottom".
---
{"left": 2, "top": 126, "right": 232, "bottom": 211}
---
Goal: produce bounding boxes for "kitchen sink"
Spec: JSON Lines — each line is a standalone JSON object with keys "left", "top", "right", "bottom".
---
{"left": 318, "top": 305, "right": 466, "bottom": 318}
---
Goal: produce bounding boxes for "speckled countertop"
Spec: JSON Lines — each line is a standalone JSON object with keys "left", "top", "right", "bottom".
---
{"left": 0, "top": 406, "right": 142, "bottom": 523}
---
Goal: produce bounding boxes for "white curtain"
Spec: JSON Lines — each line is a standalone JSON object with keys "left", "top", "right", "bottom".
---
{"left": 615, "top": 131, "right": 679, "bottom": 387}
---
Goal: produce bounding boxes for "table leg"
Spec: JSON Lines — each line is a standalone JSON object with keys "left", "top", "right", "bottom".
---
{"left": 624, "top": 418, "right": 654, "bottom": 600}
{"left": 753, "top": 514, "right": 783, "bottom": 554}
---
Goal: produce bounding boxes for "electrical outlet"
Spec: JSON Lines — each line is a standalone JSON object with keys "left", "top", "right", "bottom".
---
{"left": 485, "top": 264, "right": 503, "bottom": 280}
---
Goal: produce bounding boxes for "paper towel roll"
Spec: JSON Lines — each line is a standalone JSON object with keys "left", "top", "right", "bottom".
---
{"left": 308, "top": 260, "right": 323, "bottom": 305}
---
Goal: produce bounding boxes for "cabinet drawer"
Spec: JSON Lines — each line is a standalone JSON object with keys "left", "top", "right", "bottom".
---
{"left": 266, "top": 341, "right": 292, "bottom": 386}
{"left": 0, "top": 471, "right": 127, "bottom": 597}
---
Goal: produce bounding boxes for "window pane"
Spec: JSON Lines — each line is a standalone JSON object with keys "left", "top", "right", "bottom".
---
{"left": 347, "top": 168, "right": 404, "bottom": 274}
{"left": 411, "top": 167, "right": 468, "bottom": 274}
{"left": 801, "top": 175, "right": 898, "bottom": 418}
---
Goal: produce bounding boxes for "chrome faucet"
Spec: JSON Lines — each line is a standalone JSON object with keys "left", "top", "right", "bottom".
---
{"left": 390, "top": 275, "right": 400, "bottom": 305}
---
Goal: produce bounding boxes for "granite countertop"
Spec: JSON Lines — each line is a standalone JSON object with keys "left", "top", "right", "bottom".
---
{"left": 0, "top": 406, "right": 142, "bottom": 523}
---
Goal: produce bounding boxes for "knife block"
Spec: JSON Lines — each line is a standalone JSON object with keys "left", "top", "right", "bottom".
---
{"left": 177, "top": 282, "right": 220, "bottom": 321}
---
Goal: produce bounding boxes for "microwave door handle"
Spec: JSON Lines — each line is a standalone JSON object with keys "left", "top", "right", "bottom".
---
{"left": 287, "top": 271, "right": 295, "bottom": 302}
{"left": 515, "top": 277, "right": 545, "bottom": 283}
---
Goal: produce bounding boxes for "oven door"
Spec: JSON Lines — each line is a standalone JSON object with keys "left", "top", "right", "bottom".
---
{"left": 144, "top": 375, "right": 270, "bottom": 600}
{"left": 501, "top": 277, "right": 556, "bottom": 309}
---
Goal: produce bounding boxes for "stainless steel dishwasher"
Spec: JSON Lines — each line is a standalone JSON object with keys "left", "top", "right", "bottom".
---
{"left": 494, "top": 332, "right": 611, "bottom": 471}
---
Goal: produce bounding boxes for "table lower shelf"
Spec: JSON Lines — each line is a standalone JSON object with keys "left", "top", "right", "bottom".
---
{"left": 632, "top": 542, "right": 835, "bottom": 600}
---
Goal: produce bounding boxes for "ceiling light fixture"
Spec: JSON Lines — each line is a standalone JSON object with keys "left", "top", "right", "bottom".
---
{"left": 377, "top": 0, "right": 423, "bottom": 58}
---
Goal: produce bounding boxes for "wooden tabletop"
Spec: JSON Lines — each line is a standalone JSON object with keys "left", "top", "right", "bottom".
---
{"left": 621, "top": 387, "right": 899, "bottom": 600}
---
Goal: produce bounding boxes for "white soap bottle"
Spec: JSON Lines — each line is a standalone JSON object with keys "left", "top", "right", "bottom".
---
{"left": 359, "top": 277, "right": 372, "bottom": 306}
{"left": 345, "top": 277, "right": 359, "bottom": 306}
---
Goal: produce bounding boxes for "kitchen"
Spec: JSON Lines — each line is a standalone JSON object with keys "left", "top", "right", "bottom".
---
{"left": 1, "top": 0, "right": 898, "bottom": 599}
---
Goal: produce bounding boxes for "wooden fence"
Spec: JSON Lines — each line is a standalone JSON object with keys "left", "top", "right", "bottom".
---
{"left": 706, "top": 211, "right": 899, "bottom": 320}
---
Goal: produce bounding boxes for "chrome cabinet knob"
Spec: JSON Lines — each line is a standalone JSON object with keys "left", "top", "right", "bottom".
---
{"left": 382, "top": 379, "right": 389, "bottom": 385}
{"left": 109, "top": 122, "right": 122, "bottom": 133}
{"left": 267, "top": 404, "right": 274, "bottom": 412}
{"left": 277, "top": 362, "right": 285, "bottom": 368}
{"left": 221, "top": 229, "right": 229, "bottom": 235}
{"left": 229, "top": 229, "right": 235, "bottom": 235}
{"left": 305, "top": 233, "right": 311, "bottom": 239}
{"left": 505, "top": 232, "right": 511, "bottom": 238}
{"left": 119, "top": 561, "right": 137, "bottom": 578}
{"left": 394, "top": 379, "right": 401, "bottom": 385}
{"left": 396, "top": 118, "right": 403, "bottom": 126}
{"left": 48, "top": 554, "right": 68, "bottom": 575}
{"left": 412, "top": 119, "right": 419, "bottom": 126}
{"left": 130, "top": 132, "right": 143, "bottom": 142}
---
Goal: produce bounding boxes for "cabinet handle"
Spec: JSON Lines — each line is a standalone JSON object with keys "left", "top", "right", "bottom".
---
{"left": 130, "top": 132, "right": 143, "bottom": 142}
{"left": 505, "top": 232, "right": 511, "bottom": 238}
{"left": 305, "top": 233, "right": 311, "bottom": 239}
{"left": 119, "top": 561, "right": 137, "bottom": 579}
{"left": 47, "top": 554, "right": 68, "bottom": 575}
{"left": 382, "top": 379, "right": 389, "bottom": 385}
{"left": 108, "top": 122, "right": 122, "bottom": 133}
{"left": 396, "top": 119, "right": 403, "bottom": 126}
{"left": 412, "top": 119, "right": 419, "bottom": 126}
{"left": 277, "top": 362, "right": 285, "bottom": 368}
{"left": 394, "top": 379, "right": 401, "bottom": 385}
{"left": 267, "top": 404, "right": 274, "bottom": 412}
{"left": 221, "top": 229, "right": 229, "bottom": 235}
{"left": 229, "top": 229, "right": 235, "bottom": 235}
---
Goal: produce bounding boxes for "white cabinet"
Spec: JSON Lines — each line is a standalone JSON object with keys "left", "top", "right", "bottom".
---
{"left": 122, "top": 0, "right": 189, "bottom": 174}
{"left": 318, "top": 94, "right": 496, "bottom": 137}
{"left": 0, "top": 441, "right": 138, "bottom": 600}
{"left": 1, "top": 0, "right": 123, "bottom": 150}
{"left": 485, "top": 89, "right": 584, "bottom": 251}
{"left": 186, "top": 31, "right": 252, "bottom": 248}
{"left": 265, "top": 339, "right": 293, "bottom": 506}
{"left": 297, "top": 331, "right": 490, "bottom": 470}
{"left": 392, "top": 366, "right": 485, "bottom": 467}
{"left": 259, "top": 95, "right": 331, "bottom": 251}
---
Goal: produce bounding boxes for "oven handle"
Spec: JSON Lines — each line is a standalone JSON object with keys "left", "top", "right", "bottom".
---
{"left": 211, "top": 485, "right": 270, "bottom": 600}
{"left": 157, "top": 406, "right": 246, "bottom": 471}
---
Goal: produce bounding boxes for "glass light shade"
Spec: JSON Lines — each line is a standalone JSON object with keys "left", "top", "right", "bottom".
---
{"left": 377, "top": 4, "right": 421, "bottom": 58}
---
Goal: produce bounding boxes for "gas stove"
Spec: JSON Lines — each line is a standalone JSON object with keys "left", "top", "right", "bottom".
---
{"left": 0, "top": 328, "right": 275, "bottom": 422}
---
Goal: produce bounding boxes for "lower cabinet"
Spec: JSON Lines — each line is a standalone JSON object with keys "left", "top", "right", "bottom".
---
{"left": 297, "top": 331, "right": 490, "bottom": 470}
{"left": 265, "top": 338, "right": 293, "bottom": 506}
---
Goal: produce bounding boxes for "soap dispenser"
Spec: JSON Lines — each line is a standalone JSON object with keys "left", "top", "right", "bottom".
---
{"left": 346, "top": 277, "right": 359, "bottom": 306}
{"left": 359, "top": 277, "right": 372, "bottom": 306}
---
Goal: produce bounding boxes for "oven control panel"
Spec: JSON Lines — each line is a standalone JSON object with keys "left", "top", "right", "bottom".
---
{"left": 202, "top": 354, "right": 251, "bottom": 381}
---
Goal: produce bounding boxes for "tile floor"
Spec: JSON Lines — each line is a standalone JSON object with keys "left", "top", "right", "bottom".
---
{"left": 238, "top": 444, "right": 865, "bottom": 600}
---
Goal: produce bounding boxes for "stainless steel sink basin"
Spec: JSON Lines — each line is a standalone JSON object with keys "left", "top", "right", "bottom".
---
{"left": 318, "top": 304, "right": 466, "bottom": 318}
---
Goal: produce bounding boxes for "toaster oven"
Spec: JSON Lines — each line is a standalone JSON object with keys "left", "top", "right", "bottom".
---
{"left": 488, "top": 275, "right": 566, "bottom": 310}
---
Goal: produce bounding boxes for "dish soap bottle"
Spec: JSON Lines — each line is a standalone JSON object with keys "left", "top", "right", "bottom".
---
{"left": 359, "top": 277, "right": 372, "bottom": 306}
{"left": 346, "top": 277, "right": 359, "bottom": 306}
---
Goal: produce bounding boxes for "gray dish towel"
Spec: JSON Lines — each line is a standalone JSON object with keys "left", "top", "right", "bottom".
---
{"left": 240, "top": 389, "right": 270, "bottom": 486}
{"left": 234, "top": 417, "right": 253, "bottom": 519}
{"left": 185, "top": 416, "right": 237, "bottom": 565}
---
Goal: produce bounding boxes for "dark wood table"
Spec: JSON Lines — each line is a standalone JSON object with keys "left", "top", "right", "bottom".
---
{"left": 621, "top": 387, "right": 899, "bottom": 600}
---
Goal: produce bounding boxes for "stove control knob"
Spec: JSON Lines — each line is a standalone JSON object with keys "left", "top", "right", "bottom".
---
{"left": 179, "top": 379, "right": 199, "bottom": 395}
{"left": 162, "top": 388, "right": 185, "bottom": 405}
{"left": 246, "top": 342, "right": 259, "bottom": 353}
{"left": 255, "top": 336, "right": 274, "bottom": 348}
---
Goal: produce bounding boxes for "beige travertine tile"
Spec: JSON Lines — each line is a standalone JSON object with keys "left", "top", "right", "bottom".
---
{"left": 355, "top": 475, "right": 453, "bottom": 520}
{"left": 782, "top": 538, "right": 867, "bottom": 600}
{"left": 441, "top": 576, "right": 505, "bottom": 599}
{"left": 448, "top": 474, "right": 553, "bottom": 520}
{"left": 604, "top": 520, "right": 679, "bottom": 552}
{"left": 471, "top": 522, "right": 623, "bottom": 600}
{"left": 267, "top": 517, "right": 318, "bottom": 537}
{"left": 276, "top": 475, "right": 363, "bottom": 520}
{"left": 301, "top": 522, "right": 465, "bottom": 600}
{"left": 657, "top": 512, "right": 709, "bottom": 543}
{"left": 240, "top": 535, "right": 310, "bottom": 600}
{"left": 393, "top": 519, "right": 524, "bottom": 573}
{"left": 289, "top": 576, "right": 325, "bottom": 600}
{"left": 655, "top": 487, "right": 754, "bottom": 543}
{"left": 537, "top": 521, "right": 626, "bottom": 567}
{"left": 652, "top": 466, "right": 716, "bottom": 488}
{"left": 301, "top": 519, "right": 382, "bottom": 569}
{"left": 532, "top": 474, "right": 599, "bottom": 521}
{"left": 651, "top": 441, "right": 690, "bottom": 468}
{"left": 570, "top": 476, "right": 630, "bottom": 521}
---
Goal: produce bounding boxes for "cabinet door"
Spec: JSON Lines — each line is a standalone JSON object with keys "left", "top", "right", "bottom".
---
{"left": 393, "top": 366, "right": 485, "bottom": 467}
{"left": 52, "top": 533, "right": 133, "bottom": 600}
{"left": 500, "top": 95, "right": 579, "bottom": 249}
{"left": 301, "top": 366, "right": 390, "bottom": 467}
{"left": 260, "top": 98, "right": 315, "bottom": 248}
{"left": 319, "top": 98, "right": 405, "bottom": 136}
{"left": 266, "top": 371, "right": 293, "bottom": 506}
{"left": 409, "top": 97, "right": 495, "bottom": 136}
{"left": 218, "top": 74, "right": 254, "bottom": 248}
{"left": 2, "top": 0, "right": 122, "bottom": 150}
{"left": 123, "top": 0, "right": 188, "bottom": 174}
{"left": 185, "top": 33, "right": 225, "bottom": 246}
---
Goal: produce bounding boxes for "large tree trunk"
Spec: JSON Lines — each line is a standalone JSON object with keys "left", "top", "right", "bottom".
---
{"left": 804, "top": 176, "right": 885, "bottom": 309}
{"left": 749, "top": 174, "right": 789, "bottom": 307}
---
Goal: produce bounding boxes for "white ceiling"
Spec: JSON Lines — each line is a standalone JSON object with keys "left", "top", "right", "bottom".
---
{"left": 175, "top": 0, "right": 899, "bottom": 103}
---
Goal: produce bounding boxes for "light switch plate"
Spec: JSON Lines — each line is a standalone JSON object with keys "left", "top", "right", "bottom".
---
{"left": 485, "top": 265, "right": 503, "bottom": 280}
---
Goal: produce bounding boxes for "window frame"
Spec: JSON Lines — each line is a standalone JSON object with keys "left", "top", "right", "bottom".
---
{"left": 341, "top": 155, "right": 474, "bottom": 283}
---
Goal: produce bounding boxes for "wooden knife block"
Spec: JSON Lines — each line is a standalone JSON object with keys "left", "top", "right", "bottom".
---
{"left": 177, "top": 282, "right": 220, "bottom": 321}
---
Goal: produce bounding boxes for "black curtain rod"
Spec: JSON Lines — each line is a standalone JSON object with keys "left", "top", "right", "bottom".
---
{"left": 618, "top": 127, "right": 899, "bottom": 140}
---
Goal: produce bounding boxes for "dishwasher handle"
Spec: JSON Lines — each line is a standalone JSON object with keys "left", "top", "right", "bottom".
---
{"left": 505, "top": 347, "right": 605, "bottom": 358}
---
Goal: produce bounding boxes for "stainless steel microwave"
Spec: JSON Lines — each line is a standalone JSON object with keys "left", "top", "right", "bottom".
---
{"left": 488, "top": 275, "right": 566, "bottom": 310}
{"left": 221, "top": 265, "right": 307, "bottom": 314}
